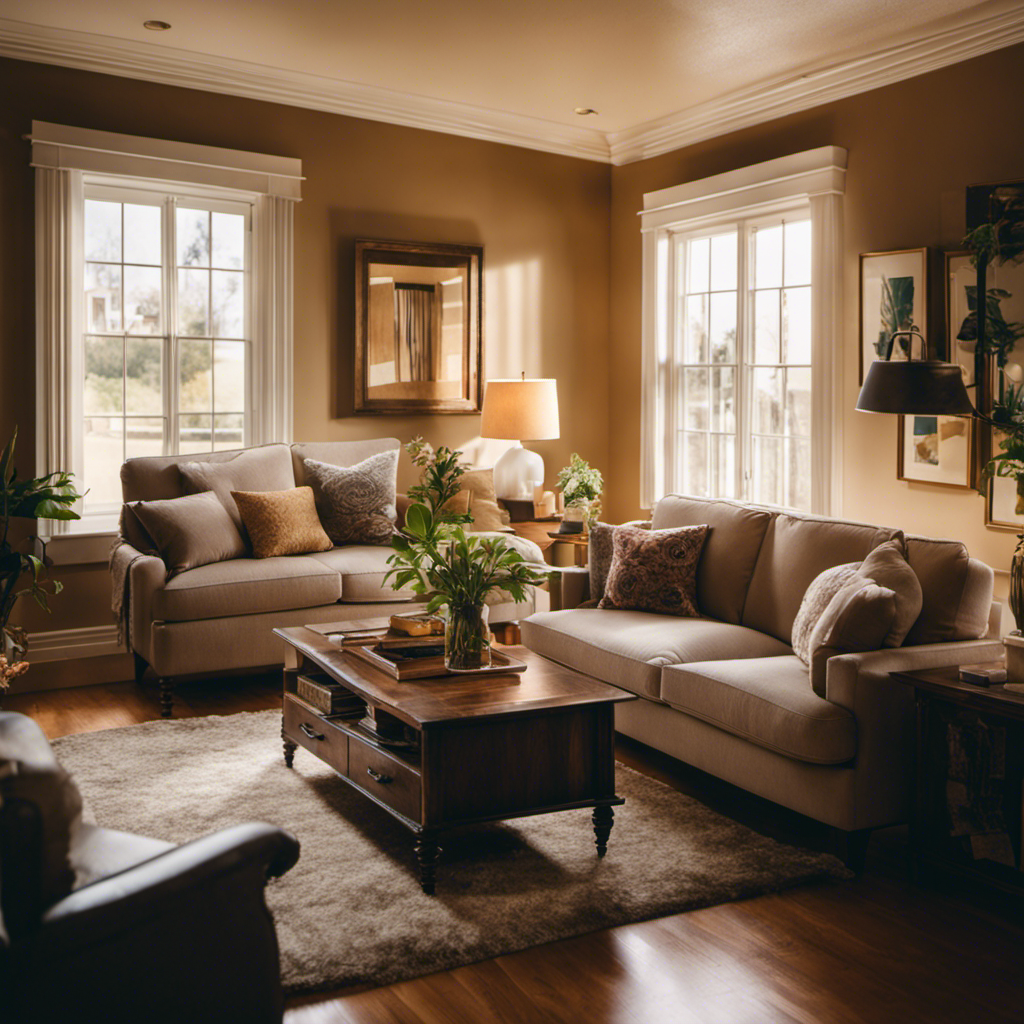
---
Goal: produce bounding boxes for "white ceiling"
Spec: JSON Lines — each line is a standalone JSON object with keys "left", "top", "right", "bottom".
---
{"left": 2, "top": 0, "right": 1023, "bottom": 162}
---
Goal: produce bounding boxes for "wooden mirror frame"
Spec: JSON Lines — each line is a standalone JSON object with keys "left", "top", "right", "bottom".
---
{"left": 354, "top": 239, "right": 483, "bottom": 415}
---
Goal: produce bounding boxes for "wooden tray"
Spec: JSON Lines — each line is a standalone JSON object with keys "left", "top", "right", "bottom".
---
{"left": 346, "top": 643, "right": 528, "bottom": 681}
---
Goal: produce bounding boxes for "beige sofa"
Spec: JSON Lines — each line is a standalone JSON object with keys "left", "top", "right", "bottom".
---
{"left": 522, "top": 494, "right": 1002, "bottom": 866}
{"left": 114, "top": 439, "right": 539, "bottom": 716}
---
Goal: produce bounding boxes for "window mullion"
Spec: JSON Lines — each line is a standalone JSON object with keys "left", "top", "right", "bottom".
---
{"left": 737, "top": 219, "right": 751, "bottom": 502}
{"left": 165, "top": 196, "right": 178, "bottom": 457}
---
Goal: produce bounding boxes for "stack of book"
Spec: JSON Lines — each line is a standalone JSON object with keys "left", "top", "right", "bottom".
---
{"left": 295, "top": 672, "right": 366, "bottom": 717}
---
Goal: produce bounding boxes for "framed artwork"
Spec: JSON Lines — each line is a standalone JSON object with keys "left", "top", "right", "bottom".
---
{"left": 945, "top": 250, "right": 978, "bottom": 387}
{"left": 859, "top": 248, "right": 929, "bottom": 384}
{"left": 897, "top": 414, "right": 973, "bottom": 489}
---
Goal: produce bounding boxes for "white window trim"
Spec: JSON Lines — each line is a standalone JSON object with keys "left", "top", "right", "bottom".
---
{"left": 639, "top": 146, "right": 846, "bottom": 515}
{"left": 31, "top": 121, "right": 302, "bottom": 552}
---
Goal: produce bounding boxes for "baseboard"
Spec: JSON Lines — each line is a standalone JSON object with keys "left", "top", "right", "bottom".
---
{"left": 25, "top": 625, "right": 125, "bottom": 663}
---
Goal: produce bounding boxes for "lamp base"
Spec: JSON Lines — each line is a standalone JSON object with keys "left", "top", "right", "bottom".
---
{"left": 493, "top": 443, "right": 543, "bottom": 501}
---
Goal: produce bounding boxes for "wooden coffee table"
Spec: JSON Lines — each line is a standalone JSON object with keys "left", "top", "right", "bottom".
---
{"left": 275, "top": 627, "right": 635, "bottom": 894}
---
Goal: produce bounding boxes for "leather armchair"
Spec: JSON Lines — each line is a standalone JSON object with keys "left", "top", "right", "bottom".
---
{"left": 0, "top": 713, "right": 300, "bottom": 1024}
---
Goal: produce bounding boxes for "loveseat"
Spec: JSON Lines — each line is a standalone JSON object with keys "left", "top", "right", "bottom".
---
{"left": 113, "top": 439, "right": 540, "bottom": 717}
{"left": 522, "top": 494, "right": 1002, "bottom": 865}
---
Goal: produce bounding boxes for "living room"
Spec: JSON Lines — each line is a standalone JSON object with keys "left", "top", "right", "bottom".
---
{"left": 1, "top": 2, "right": 1023, "bottom": 1021}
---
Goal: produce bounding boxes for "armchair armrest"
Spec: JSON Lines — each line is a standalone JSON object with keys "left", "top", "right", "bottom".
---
{"left": 39, "top": 822, "right": 299, "bottom": 954}
{"left": 122, "top": 545, "right": 166, "bottom": 659}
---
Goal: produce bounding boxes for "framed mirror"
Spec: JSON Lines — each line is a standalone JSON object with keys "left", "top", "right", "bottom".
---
{"left": 354, "top": 239, "right": 483, "bottom": 414}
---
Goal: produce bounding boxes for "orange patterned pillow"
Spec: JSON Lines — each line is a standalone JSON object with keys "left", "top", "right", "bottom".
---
{"left": 230, "top": 487, "right": 333, "bottom": 558}
{"left": 598, "top": 524, "right": 709, "bottom": 616}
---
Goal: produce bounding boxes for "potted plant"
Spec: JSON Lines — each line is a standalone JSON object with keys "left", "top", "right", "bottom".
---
{"left": 385, "top": 439, "right": 547, "bottom": 670}
{"left": 556, "top": 453, "right": 603, "bottom": 533}
{"left": 0, "top": 428, "right": 82, "bottom": 698}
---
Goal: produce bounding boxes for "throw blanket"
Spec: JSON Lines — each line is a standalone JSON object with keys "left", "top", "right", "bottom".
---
{"left": 109, "top": 539, "right": 145, "bottom": 649}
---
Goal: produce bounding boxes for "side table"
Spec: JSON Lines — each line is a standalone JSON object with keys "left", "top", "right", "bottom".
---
{"left": 891, "top": 665, "right": 1024, "bottom": 903}
{"left": 510, "top": 520, "right": 589, "bottom": 567}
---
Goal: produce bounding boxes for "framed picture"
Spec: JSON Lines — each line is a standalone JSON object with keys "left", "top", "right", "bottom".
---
{"left": 897, "top": 414, "right": 973, "bottom": 489}
{"left": 945, "top": 250, "right": 978, "bottom": 387}
{"left": 973, "top": 253, "right": 1024, "bottom": 529}
{"left": 859, "top": 248, "right": 929, "bottom": 384}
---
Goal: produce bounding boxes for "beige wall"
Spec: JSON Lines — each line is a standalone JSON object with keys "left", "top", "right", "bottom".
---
{"left": 0, "top": 57, "right": 610, "bottom": 654}
{"left": 608, "top": 42, "right": 1024, "bottom": 580}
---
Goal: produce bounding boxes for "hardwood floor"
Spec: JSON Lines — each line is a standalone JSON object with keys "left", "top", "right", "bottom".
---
{"left": 7, "top": 676, "right": 1021, "bottom": 1024}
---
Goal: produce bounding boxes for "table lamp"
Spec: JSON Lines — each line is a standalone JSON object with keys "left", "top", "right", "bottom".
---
{"left": 480, "top": 376, "right": 560, "bottom": 500}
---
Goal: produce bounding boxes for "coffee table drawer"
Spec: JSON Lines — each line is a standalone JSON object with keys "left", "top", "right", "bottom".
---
{"left": 348, "top": 737, "right": 421, "bottom": 824}
{"left": 284, "top": 695, "right": 348, "bottom": 775}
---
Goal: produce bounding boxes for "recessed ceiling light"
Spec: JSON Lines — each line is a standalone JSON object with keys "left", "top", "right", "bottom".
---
{"left": 574, "top": 107, "right": 599, "bottom": 116}
{"left": 143, "top": 20, "right": 171, "bottom": 30}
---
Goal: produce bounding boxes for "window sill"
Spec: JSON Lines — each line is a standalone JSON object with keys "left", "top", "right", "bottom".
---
{"left": 38, "top": 524, "right": 119, "bottom": 566}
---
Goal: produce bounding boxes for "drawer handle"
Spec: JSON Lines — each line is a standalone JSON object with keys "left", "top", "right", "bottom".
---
{"left": 366, "top": 766, "right": 393, "bottom": 785}
{"left": 300, "top": 722, "right": 325, "bottom": 742}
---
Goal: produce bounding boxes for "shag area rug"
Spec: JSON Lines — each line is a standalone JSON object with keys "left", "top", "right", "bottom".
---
{"left": 53, "top": 710, "right": 847, "bottom": 995}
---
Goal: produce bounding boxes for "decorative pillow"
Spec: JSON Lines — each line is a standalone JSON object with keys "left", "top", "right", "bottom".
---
{"left": 807, "top": 580, "right": 897, "bottom": 696}
{"left": 588, "top": 520, "right": 652, "bottom": 605}
{"left": 458, "top": 468, "right": 510, "bottom": 532}
{"left": 598, "top": 524, "right": 709, "bottom": 617}
{"left": 129, "top": 491, "right": 246, "bottom": 576}
{"left": 303, "top": 450, "right": 399, "bottom": 546}
{"left": 791, "top": 562, "right": 861, "bottom": 663}
{"left": 179, "top": 446, "right": 296, "bottom": 541}
{"left": 858, "top": 539, "right": 923, "bottom": 647}
{"left": 0, "top": 713, "right": 84, "bottom": 924}
{"left": 231, "top": 487, "right": 333, "bottom": 558}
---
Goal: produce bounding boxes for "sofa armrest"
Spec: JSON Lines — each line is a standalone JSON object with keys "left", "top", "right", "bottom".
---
{"left": 825, "top": 638, "right": 1005, "bottom": 712}
{"left": 124, "top": 547, "right": 167, "bottom": 659}
{"left": 39, "top": 822, "right": 298, "bottom": 953}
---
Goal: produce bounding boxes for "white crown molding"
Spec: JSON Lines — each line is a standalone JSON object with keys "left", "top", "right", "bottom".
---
{"left": 609, "top": 4, "right": 1024, "bottom": 165}
{"left": 0, "top": 18, "right": 610, "bottom": 164}
{"left": 1, "top": 7, "right": 1023, "bottom": 167}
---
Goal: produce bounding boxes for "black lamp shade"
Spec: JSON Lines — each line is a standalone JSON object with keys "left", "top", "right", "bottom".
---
{"left": 856, "top": 359, "right": 975, "bottom": 416}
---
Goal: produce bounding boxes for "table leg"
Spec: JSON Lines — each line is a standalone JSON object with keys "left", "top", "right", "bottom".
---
{"left": 414, "top": 834, "right": 441, "bottom": 895}
{"left": 593, "top": 805, "right": 614, "bottom": 857}
{"left": 282, "top": 723, "right": 297, "bottom": 769}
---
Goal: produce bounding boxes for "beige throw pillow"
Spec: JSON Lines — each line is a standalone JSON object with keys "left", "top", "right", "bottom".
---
{"left": 231, "top": 487, "right": 333, "bottom": 558}
{"left": 130, "top": 491, "right": 247, "bottom": 576}
{"left": 180, "top": 446, "right": 296, "bottom": 542}
{"left": 458, "top": 468, "right": 510, "bottom": 532}
{"left": 791, "top": 562, "right": 861, "bottom": 663}
{"left": 807, "top": 580, "right": 897, "bottom": 696}
{"left": 599, "top": 524, "right": 709, "bottom": 617}
{"left": 858, "top": 539, "right": 923, "bottom": 647}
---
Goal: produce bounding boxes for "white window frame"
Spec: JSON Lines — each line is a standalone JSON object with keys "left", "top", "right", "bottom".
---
{"left": 32, "top": 121, "right": 302, "bottom": 556}
{"left": 640, "top": 146, "right": 846, "bottom": 515}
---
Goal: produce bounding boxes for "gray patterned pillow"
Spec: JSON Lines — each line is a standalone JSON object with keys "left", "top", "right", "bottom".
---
{"left": 598, "top": 524, "right": 708, "bottom": 617}
{"left": 303, "top": 450, "right": 399, "bottom": 546}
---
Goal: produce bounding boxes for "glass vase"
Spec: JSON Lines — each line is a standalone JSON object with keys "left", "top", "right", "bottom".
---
{"left": 445, "top": 602, "right": 491, "bottom": 671}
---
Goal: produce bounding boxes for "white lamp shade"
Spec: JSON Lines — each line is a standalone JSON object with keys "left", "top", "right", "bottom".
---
{"left": 480, "top": 379, "right": 560, "bottom": 441}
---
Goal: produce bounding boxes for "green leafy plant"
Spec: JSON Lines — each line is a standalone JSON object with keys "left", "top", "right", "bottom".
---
{"left": 0, "top": 427, "right": 83, "bottom": 681}
{"left": 557, "top": 453, "right": 604, "bottom": 527}
{"left": 979, "top": 377, "right": 1024, "bottom": 552}
{"left": 385, "top": 437, "right": 547, "bottom": 619}
{"left": 956, "top": 286, "right": 1024, "bottom": 368}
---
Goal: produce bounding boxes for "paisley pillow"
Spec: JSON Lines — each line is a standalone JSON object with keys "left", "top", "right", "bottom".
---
{"left": 598, "top": 524, "right": 709, "bottom": 617}
{"left": 303, "top": 450, "right": 399, "bottom": 546}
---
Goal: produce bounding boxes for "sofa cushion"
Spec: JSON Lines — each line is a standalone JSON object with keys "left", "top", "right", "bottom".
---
{"left": 179, "top": 445, "right": 296, "bottom": 540}
{"left": 459, "top": 468, "right": 509, "bottom": 532}
{"left": 858, "top": 540, "right": 923, "bottom": 647}
{"left": 153, "top": 556, "right": 341, "bottom": 622}
{"left": 308, "top": 546, "right": 415, "bottom": 603}
{"left": 129, "top": 491, "right": 246, "bottom": 576}
{"left": 0, "top": 713, "right": 84, "bottom": 925}
{"left": 904, "top": 537, "right": 993, "bottom": 645}
{"left": 521, "top": 609, "right": 792, "bottom": 699}
{"left": 599, "top": 524, "right": 708, "bottom": 617}
{"left": 791, "top": 562, "right": 861, "bottom": 664}
{"left": 652, "top": 495, "right": 773, "bottom": 624}
{"left": 742, "top": 511, "right": 902, "bottom": 644}
{"left": 71, "top": 824, "right": 174, "bottom": 889}
{"left": 290, "top": 439, "right": 401, "bottom": 487}
{"left": 232, "top": 486, "right": 333, "bottom": 558}
{"left": 659, "top": 657, "right": 857, "bottom": 765}
{"left": 303, "top": 451, "right": 399, "bottom": 546}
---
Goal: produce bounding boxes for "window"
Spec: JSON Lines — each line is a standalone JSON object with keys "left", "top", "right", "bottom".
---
{"left": 32, "top": 121, "right": 302, "bottom": 541}
{"left": 640, "top": 147, "right": 846, "bottom": 515}
{"left": 675, "top": 216, "right": 812, "bottom": 509}
{"left": 82, "top": 189, "right": 251, "bottom": 513}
